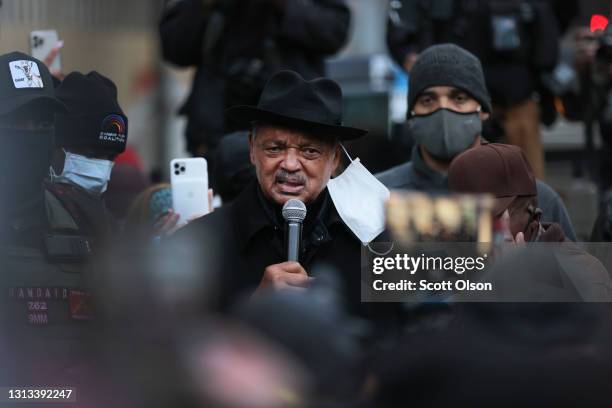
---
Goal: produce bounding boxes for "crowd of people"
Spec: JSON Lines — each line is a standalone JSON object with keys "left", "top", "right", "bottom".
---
{"left": 2, "top": 0, "right": 612, "bottom": 407}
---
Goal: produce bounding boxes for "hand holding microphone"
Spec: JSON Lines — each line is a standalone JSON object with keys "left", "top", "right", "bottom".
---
{"left": 254, "top": 199, "right": 311, "bottom": 295}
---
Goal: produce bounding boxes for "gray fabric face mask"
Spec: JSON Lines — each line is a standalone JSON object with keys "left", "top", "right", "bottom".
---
{"left": 409, "top": 108, "right": 482, "bottom": 160}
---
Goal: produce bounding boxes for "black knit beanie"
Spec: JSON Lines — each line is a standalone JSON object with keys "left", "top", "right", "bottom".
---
{"left": 54, "top": 71, "right": 128, "bottom": 154}
{"left": 408, "top": 44, "right": 492, "bottom": 114}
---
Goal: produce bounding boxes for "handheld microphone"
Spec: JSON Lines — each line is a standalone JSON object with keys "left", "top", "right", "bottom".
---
{"left": 282, "top": 199, "right": 307, "bottom": 262}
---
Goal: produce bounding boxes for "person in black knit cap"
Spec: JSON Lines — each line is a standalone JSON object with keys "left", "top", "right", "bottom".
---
{"left": 47, "top": 71, "right": 128, "bottom": 248}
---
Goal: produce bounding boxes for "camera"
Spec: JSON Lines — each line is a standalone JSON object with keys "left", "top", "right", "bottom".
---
{"left": 31, "top": 35, "right": 44, "bottom": 48}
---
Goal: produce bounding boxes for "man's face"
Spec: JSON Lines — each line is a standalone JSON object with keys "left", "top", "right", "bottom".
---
{"left": 413, "top": 86, "right": 490, "bottom": 121}
{"left": 249, "top": 125, "right": 340, "bottom": 206}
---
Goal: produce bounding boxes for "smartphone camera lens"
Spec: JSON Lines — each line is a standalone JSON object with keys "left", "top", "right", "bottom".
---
{"left": 174, "top": 170, "right": 180, "bottom": 176}
{"left": 180, "top": 167, "right": 186, "bottom": 172}
{"left": 174, "top": 163, "right": 179, "bottom": 169}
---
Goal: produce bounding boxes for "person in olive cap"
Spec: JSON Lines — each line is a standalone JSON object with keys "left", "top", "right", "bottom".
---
{"left": 46, "top": 71, "right": 128, "bottom": 240}
{"left": 376, "top": 43, "right": 577, "bottom": 241}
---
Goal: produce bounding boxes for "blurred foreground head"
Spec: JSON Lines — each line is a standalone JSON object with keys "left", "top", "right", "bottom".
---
{"left": 373, "top": 298, "right": 612, "bottom": 407}
{"left": 233, "top": 267, "right": 365, "bottom": 402}
{"left": 0, "top": 52, "right": 65, "bottom": 222}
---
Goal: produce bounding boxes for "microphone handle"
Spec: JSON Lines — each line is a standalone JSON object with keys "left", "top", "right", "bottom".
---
{"left": 285, "top": 221, "right": 302, "bottom": 262}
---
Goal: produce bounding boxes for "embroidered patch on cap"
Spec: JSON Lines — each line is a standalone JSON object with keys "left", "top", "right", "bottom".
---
{"left": 99, "top": 114, "right": 127, "bottom": 144}
{"left": 9, "top": 60, "right": 44, "bottom": 89}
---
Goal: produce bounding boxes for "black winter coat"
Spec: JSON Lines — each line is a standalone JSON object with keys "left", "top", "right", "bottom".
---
{"left": 174, "top": 181, "right": 368, "bottom": 312}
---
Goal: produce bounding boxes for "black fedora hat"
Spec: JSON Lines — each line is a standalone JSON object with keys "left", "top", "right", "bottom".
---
{"left": 226, "top": 70, "right": 367, "bottom": 140}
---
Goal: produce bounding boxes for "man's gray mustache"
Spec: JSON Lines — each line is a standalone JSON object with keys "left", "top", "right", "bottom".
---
{"left": 275, "top": 171, "right": 306, "bottom": 185}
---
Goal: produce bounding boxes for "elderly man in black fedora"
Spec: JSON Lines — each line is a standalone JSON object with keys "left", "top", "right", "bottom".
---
{"left": 175, "top": 70, "right": 388, "bottom": 310}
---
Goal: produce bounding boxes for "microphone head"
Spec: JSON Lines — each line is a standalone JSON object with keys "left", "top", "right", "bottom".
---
{"left": 282, "top": 199, "right": 307, "bottom": 223}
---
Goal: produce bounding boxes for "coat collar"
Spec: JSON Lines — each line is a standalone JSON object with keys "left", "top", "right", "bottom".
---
{"left": 410, "top": 146, "right": 449, "bottom": 190}
{"left": 232, "top": 180, "right": 343, "bottom": 253}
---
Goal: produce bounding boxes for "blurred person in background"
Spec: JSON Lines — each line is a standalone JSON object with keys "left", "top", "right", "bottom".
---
{"left": 159, "top": 0, "right": 352, "bottom": 191}
{"left": 558, "top": 6, "right": 612, "bottom": 189}
{"left": 377, "top": 43, "right": 577, "bottom": 241}
{"left": 105, "top": 161, "right": 150, "bottom": 221}
{"left": 125, "top": 183, "right": 174, "bottom": 232}
{"left": 564, "top": 22, "right": 612, "bottom": 241}
{"left": 175, "top": 70, "right": 389, "bottom": 314}
{"left": 47, "top": 71, "right": 128, "bottom": 249}
{"left": 387, "top": 0, "right": 567, "bottom": 179}
{"left": 214, "top": 131, "right": 257, "bottom": 204}
{"left": 0, "top": 52, "right": 96, "bottom": 386}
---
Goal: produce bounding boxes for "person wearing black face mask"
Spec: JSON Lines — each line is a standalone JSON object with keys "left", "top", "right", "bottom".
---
{"left": 377, "top": 43, "right": 578, "bottom": 242}
{"left": 0, "top": 52, "right": 65, "bottom": 245}
{"left": 0, "top": 52, "right": 97, "bottom": 387}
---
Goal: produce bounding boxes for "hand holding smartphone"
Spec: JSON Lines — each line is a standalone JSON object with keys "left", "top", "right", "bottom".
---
{"left": 30, "top": 29, "right": 63, "bottom": 77}
{"left": 170, "top": 158, "right": 210, "bottom": 226}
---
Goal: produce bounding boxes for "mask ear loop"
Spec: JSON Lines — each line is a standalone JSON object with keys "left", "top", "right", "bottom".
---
{"left": 339, "top": 142, "right": 354, "bottom": 163}
{"left": 337, "top": 143, "right": 390, "bottom": 253}
{"left": 49, "top": 148, "right": 69, "bottom": 179}
{"left": 366, "top": 241, "right": 395, "bottom": 256}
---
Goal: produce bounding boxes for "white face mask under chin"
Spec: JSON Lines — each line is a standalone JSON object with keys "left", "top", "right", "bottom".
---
{"left": 327, "top": 145, "right": 390, "bottom": 245}
{"left": 51, "top": 151, "right": 114, "bottom": 195}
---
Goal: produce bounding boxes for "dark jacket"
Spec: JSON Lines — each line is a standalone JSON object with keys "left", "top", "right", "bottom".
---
{"left": 44, "top": 180, "right": 113, "bottom": 239}
{"left": 0, "top": 190, "right": 95, "bottom": 386}
{"left": 376, "top": 147, "right": 578, "bottom": 241}
{"left": 159, "top": 0, "right": 351, "bottom": 154}
{"left": 175, "top": 180, "right": 367, "bottom": 311}
{"left": 386, "top": 0, "right": 561, "bottom": 106}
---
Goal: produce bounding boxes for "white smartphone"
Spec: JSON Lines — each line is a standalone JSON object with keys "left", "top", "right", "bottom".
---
{"left": 30, "top": 30, "right": 61, "bottom": 73}
{"left": 170, "top": 158, "right": 209, "bottom": 225}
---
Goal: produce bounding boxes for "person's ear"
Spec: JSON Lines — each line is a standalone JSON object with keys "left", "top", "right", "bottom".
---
{"left": 332, "top": 143, "right": 341, "bottom": 173}
{"left": 480, "top": 111, "right": 490, "bottom": 121}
